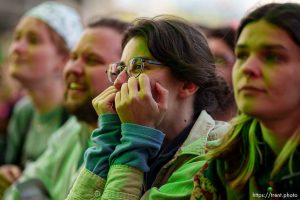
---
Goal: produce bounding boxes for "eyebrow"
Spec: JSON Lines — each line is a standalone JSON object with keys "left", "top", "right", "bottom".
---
{"left": 235, "top": 43, "right": 288, "bottom": 51}
{"left": 84, "top": 50, "right": 105, "bottom": 61}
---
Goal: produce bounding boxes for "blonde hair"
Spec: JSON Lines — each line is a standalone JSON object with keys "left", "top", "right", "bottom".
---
{"left": 208, "top": 114, "right": 300, "bottom": 191}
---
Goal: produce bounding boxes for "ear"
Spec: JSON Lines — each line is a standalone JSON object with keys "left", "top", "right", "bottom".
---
{"left": 178, "top": 81, "right": 199, "bottom": 98}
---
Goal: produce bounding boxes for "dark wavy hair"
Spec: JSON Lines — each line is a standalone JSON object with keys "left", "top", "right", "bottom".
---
{"left": 206, "top": 26, "right": 236, "bottom": 52}
{"left": 87, "top": 17, "right": 131, "bottom": 34}
{"left": 237, "top": 3, "right": 300, "bottom": 46}
{"left": 122, "top": 16, "right": 231, "bottom": 119}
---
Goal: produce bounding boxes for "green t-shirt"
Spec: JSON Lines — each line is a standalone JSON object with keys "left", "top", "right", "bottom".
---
{"left": 5, "top": 97, "right": 69, "bottom": 168}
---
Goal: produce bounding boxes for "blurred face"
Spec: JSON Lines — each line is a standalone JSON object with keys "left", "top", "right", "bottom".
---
{"left": 63, "top": 27, "right": 123, "bottom": 121}
{"left": 208, "top": 37, "right": 235, "bottom": 87}
{"left": 114, "top": 37, "right": 181, "bottom": 106}
{"left": 8, "top": 17, "right": 65, "bottom": 87}
{"left": 233, "top": 20, "right": 300, "bottom": 120}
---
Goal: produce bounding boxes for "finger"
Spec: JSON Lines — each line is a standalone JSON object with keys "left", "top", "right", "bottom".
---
{"left": 96, "top": 86, "right": 118, "bottom": 100}
{"left": 115, "top": 91, "right": 121, "bottom": 107}
{"left": 92, "top": 87, "right": 117, "bottom": 106}
{"left": 0, "top": 169, "right": 13, "bottom": 183}
{"left": 138, "top": 74, "right": 152, "bottom": 97}
{"left": 93, "top": 92, "right": 116, "bottom": 106}
{"left": 155, "top": 82, "right": 169, "bottom": 111}
{"left": 93, "top": 87, "right": 117, "bottom": 103}
{"left": 0, "top": 166, "right": 21, "bottom": 183}
{"left": 105, "top": 92, "right": 117, "bottom": 106}
{"left": 9, "top": 166, "right": 21, "bottom": 181}
{"left": 1, "top": 173, "right": 14, "bottom": 183}
{"left": 120, "top": 83, "right": 129, "bottom": 103}
{"left": 96, "top": 86, "right": 115, "bottom": 97}
{"left": 92, "top": 86, "right": 118, "bottom": 115}
{"left": 127, "top": 77, "right": 138, "bottom": 97}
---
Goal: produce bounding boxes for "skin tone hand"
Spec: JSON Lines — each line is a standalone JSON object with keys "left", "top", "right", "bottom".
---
{"left": 115, "top": 74, "right": 169, "bottom": 128}
{"left": 0, "top": 165, "right": 22, "bottom": 183}
{"left": 92, "top": 86, "right": 118, "bottom": 115}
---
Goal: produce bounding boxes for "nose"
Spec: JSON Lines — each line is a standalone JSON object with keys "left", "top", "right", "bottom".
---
{"left": 64, "top": 58, "right": 84, "bottom": 78}
{"left": 113, "top": 70, "right": 129, "bottom": 90}
{"left": 241, "top": 55, "right": 262, "bottom": 78}
{"left": 9, "top": 38, "right": 27, "bottom": 56}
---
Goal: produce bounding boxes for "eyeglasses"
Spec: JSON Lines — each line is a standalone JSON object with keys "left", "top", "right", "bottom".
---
{"left": 107, "top": 57, "right": 163, "bottom": 83}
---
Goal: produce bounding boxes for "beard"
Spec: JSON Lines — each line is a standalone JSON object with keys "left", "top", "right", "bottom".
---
{"left": 64, "top": 94, "right": 98, "bottom": 124}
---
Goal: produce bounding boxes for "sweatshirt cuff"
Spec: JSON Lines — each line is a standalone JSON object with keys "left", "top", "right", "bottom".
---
{"left": 85, "top": 114, "right": 121, "bottom": 178}
{"left": 109, "top": 123, "right": 165, "bottom": 172}
{"left": 66, "top": 168, "right": 106, "bottom": 199}
{"left": 102, "top": 165, "right": 144, "bottom": 200}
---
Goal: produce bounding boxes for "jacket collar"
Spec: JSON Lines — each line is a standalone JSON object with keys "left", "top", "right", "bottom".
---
{"left": 180, "top": 110, "right": 230, "bottom": 155}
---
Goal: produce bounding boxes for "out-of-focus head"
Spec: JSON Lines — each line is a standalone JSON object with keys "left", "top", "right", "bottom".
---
{"left": 233, "top": 3, "right": 300, "bottom": 119}
{"left": 109, "top": 16, "right": 230, "bottom": 119}
{"left": 206, "top": 27, "right": 236, "bottom": 87}
{"left": 24, "top": 1, "right": 83, "bottom": 50}
{"left": 8, "top": 1, "right": 82, "bottom": 87}
{"left": 64, "top": 17, "right": 130, "bottom": 123}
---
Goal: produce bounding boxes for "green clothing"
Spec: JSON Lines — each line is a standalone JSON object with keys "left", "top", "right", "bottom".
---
{"left": 5, "top": 98, "right": 33, "bottom": 165}
{"left": 5, "top": 97, "right": 69, "bottom": 168}
{"left": 0, "top": 135, "right": 6, "bottom": 165}
{"left": 85, "top": 114, "right": 165, "bottom": 179}
{"left": 4, "top": 117, "right": 92, "bottom": 200}
{"left": 190, "top": 131, "right": 300, "bottom": 199}
{"left": 67, "top": 110, "right": 231, "bottom": 200}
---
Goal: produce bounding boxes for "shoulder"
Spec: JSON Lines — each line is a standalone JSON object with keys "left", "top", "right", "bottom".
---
{"left": 47, "top": 117, "right": 82, "bottom": 147}
{"left": 13, "top": 97, "right": 34, "bottom": 114}
{"left": 208, "top": 120, "right": 231, "bottom": 141}
{"left": 8, "top": 97, "right": 35, "bottom": 131}
{"left": 10, "top": 97, "right": 35, "bottom": 124}
{"left": 180, "top": 111, "right": 230, "bottom": 154}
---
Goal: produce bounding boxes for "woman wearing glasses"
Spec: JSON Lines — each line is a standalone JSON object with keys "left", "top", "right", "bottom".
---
{"left": 67, "top": 16, "right": 231, "bottom": 199}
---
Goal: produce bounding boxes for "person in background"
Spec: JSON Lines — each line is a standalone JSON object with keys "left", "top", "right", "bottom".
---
{"left": 2, "top": 17, "right": 130, "bottom": 200}
{"left": 205, "top": 26, "right": 237, "bottom": 121}
{"left": 67, "top": 16, "right": 231, "bottom": 200}
{"left": 0, "top": 59, "right": 23, "bottom": 165}
{"left": 206, "top": 27, "right": 236, "bottom": 88}
{"left": 0, "top": 1, "right": 82, "bottom": 185}
{"left": 191, "top": 3, "right": 300, "bottom": 199}
{"left": 0, "top": 58, "right": 23, "bottom": 194}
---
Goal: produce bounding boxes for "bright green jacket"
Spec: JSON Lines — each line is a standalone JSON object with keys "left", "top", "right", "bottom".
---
{"left": 67, "top": 110, "right": 230, "bottom": 200}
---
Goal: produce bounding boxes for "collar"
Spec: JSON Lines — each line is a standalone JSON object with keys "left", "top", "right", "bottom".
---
{"left": 180, "top": 110, "right": 230, "bottom": 155}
